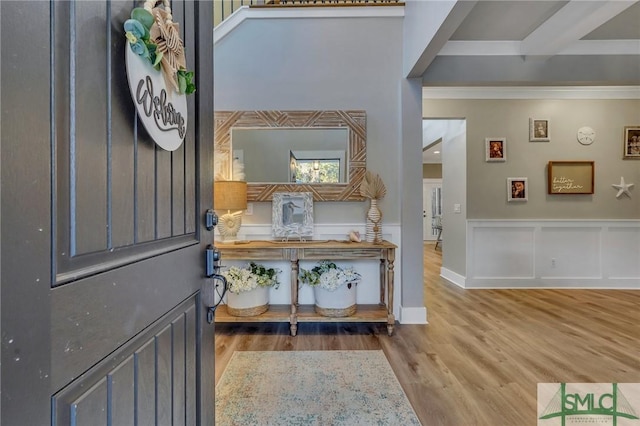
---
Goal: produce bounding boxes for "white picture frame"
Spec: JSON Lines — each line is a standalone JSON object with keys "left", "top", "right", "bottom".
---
{"left": 507, "top": 177, "right": 528, "bottom": 202}
{"left": 623, "top": 125, "right": 640, "bottom": 159}
{"left": 529, "top": 118, "right": 550, "bottom": 142}
{"left": 485, "top": 137, "right": 506, "bottom": 162}
{"left": 272, "top": 192, "right": 314, "bottom": 239}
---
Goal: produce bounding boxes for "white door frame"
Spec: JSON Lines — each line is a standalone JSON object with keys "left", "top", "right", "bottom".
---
{"left": 423, "top": 178, "right": 443, "bottom": 241}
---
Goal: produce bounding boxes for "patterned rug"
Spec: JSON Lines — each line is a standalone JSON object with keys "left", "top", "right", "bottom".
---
{"left": 215, "top": 350, "right": 421, "bottom": 425}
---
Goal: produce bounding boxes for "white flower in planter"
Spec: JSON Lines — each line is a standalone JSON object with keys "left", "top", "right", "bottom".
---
{"left": 222, "top": 262, "right": 280, "bottom": 294}
{"left": 299, "top": 261, "right": 361, "bottom": 292}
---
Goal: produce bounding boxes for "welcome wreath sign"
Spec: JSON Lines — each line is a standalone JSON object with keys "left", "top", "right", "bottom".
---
{"left": 124, "top": 0, "right": 195, "bottom": 151}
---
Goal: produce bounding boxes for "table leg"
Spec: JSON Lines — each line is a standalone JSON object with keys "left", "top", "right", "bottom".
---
{"left": 379, "top": 258, "right": 385, "bottom": 305}
{"left": 386, "top": 248, "right": 396, "bottom": 336}
{"left": 290, "top": 256, "right": 299, "bottom": 336}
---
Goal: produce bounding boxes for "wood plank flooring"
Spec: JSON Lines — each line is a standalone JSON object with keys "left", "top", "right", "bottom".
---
{"left": 214, "top": 243, "right": 640, "bottom": 425}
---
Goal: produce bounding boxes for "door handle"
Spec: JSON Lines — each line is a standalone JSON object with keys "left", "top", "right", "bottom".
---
{"left": 203, "top": 245, "right": 227, "bottom": 324}
{"left": 205, "top": 209, "right": 218, "bottom": 231}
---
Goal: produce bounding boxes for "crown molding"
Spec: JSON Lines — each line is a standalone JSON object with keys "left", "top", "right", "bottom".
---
{"left": 214, "top": 5, "right": 404, "bottom": 44}
{"left": 423, "top": 86, "right": 640, "bottom": 99}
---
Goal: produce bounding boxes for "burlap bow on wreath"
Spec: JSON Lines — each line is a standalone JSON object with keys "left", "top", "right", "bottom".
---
{"left": 146, "top": 1, "right": 186, "bottom": 93}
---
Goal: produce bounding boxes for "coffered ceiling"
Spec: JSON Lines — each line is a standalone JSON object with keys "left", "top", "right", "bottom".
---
{"left": 415, "top": 0, "right": 640, "bottom": 86}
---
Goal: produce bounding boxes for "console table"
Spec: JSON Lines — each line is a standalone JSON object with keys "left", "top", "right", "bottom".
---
{"left": 215, "top": 240, "right": 397, "bottom": 336}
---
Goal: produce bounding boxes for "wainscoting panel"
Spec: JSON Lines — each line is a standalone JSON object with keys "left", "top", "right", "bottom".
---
{"left": 466, "top": 220, "right": 640, "bottom": 289}
{"left": 471, "top": 226, "right": 535, "bottom": 278}
{"left": 538, "top": 227, "right": 601, "bottom": 278}
{"left": 605, "top": 226, "right": 640, "bottom": 279}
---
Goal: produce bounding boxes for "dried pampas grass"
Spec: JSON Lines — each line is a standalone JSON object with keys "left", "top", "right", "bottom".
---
{"left": 359, "top": 171, "right": 386, "bottom": 200}
{"left": 232, "top": 159, "right": 245, "bottom": 181}
{"left": 214, "top": 154, "right": 246, "bottom": 182}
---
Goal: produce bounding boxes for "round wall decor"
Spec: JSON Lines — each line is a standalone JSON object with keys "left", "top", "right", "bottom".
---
{"left": 577, "top": 126, "right": 596, "bottom": 145}
{"left": 123, "top": 1, "right": 195, "bottom": 151}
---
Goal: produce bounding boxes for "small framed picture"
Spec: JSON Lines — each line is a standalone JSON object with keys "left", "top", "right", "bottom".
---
{"left": 272, "top": 192, "right": 314, "bottom": 239}
{"left": 485, "top": 138, "right": 506, "bottom": 162}
{"left": 507, "top": 177, "right": 528, "bottom": 202}
{"left": 529, "top": 118, "right": 550, "bottom": 142}
{"left": 623, "top": 126, "right": 640, "bottom": 159}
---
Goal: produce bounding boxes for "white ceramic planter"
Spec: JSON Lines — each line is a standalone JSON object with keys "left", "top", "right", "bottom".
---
{"left": 227, "top": 286, "right": 269, "bottom": 316}
{"left": 313, "top": 282, "right": 358, "bottom": 317}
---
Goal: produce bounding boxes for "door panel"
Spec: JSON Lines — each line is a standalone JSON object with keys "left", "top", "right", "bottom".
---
{"left": 54, "top": 0, "right": 199, "bottom": 279}
{"left": 52, "top": 298, "right": 198, "bottom": 425}
{"left": 1, "top": 1, "right": 214, "bottom": 424}
{"left": 51, "top": 247, "right": 201, "bottom": 389}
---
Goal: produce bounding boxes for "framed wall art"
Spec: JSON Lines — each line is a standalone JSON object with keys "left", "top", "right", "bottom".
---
{"left": 547, "top": 161, "right": 594, "bottom": 194}
{"left": 272, "top": 192, "right": 314, "bottom": 239}
{"left": 485, "top": 137, "right": 506, "bottom": 162}
{"left": 529, "top": 118, "right": 550, "bottom": 142}
{"left": 623, "top": 126, "right": 640, "bottom": 159}
{"left": 507, "top": 177, "right": 528, "bottom": 202}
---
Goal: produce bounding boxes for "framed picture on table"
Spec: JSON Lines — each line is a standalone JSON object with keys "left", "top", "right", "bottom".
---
{"left": 272, "top": 192, "right": 314, "bottom": 239}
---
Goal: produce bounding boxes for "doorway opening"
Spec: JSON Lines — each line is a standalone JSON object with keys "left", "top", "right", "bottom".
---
{"left": 421, "top": 119, "right": 466, "bottom": 263}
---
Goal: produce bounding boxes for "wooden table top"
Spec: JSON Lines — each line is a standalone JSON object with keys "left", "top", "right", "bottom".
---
{"left": 216, "top": 239, "right": 397, "bottom": 250}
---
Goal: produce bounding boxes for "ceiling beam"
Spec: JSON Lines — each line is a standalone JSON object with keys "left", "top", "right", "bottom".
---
{"left": 406, "top": 0, "right": 477, "bottom": 78}
{"left": 521, "top": 0, "right": 638, "bottom": 57}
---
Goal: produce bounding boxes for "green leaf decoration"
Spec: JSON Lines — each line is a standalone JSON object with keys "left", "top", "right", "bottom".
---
{"left": 145, "top": 44, "right": 162, "bottom": 68}
{"left": 131, "top": 8, "right": 154, "bottom": 30}
{"left": 178, "top": 74, "right": 187, "bottom": 94}
{"left": 177, "top": 69, "right": 196, "bottom": 95}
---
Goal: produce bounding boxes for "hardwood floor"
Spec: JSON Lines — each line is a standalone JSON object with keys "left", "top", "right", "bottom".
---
{"left": 215, "top": 242, "right": 640, "bottom": 425}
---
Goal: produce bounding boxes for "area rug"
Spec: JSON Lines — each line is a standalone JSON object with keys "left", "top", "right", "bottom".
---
{"left": 215, "top": 350, "right": 421, "bottom": 426}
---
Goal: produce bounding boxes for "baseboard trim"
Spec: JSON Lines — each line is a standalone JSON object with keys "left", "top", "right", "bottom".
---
{"left": 466, "top": 278, "right": 640, "bottom": 289}
{"left": 441, "top": 267, "right": 466, "bottom": 288}
{"left": 399, "top": 306, "right": 427, "bottom": 324}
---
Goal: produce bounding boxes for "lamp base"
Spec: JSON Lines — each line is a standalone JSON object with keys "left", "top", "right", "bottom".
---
{"left": 218, "top": 211, "right": 243, "bottom": 241}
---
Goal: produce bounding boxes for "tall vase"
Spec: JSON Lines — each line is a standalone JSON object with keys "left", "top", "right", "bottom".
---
{"left": 365, "top": 199, "right": 382, "bottom": 243}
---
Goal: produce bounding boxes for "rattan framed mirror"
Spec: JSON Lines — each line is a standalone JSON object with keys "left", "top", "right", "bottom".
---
{"left": 214, "top": 110, "right": 366, "bottom": 201}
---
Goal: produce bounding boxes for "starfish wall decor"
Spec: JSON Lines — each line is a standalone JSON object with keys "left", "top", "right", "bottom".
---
{"left": 611, "top": 177, "right": 634, "bottom": 198}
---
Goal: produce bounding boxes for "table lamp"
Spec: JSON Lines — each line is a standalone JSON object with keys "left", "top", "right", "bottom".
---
{"left": 214, "top": 180, "right": 248, "bottom": 241}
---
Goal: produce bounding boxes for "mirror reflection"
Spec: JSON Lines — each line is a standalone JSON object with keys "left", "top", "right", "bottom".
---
{"left": 214, "top": 110, "right": 366, "bottom": 202}
{"left": 232, "top": 128, "right": 348, "bottom": 184}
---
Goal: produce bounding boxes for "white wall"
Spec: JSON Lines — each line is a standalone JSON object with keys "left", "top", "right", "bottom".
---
{"left": 214, "top": 8, "right": 426, "bottom": 319}
{"left": 215, "top": 14, "right": 404, "bottom": 225}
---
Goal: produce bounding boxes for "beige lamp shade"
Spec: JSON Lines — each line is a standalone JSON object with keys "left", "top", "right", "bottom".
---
{"left": 214, "top": 181, "right": 248, "bottom": 211}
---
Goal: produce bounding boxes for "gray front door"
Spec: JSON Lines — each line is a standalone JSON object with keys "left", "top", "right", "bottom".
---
{"left": 1, "top": 1, "right": 214, "bottom": 424}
